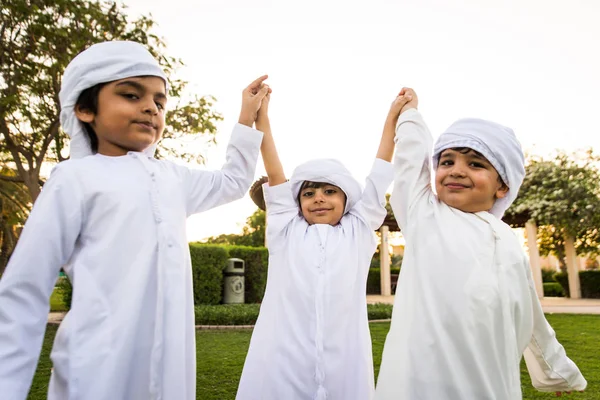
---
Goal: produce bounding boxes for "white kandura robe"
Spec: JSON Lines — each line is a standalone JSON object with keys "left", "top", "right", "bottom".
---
{"left": 0, "top": 124, "right": 263, "bottom": 400}
{"left": 375, "top": 109, "right": 587, "bottom": 400}
{"left": 236, "top": 159, "right": 393, "bottom": 400}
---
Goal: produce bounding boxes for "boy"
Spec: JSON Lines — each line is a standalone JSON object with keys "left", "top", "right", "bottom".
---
{"left": 375, "top": 88, "right": 587, "bottom": 399}
{"left": 0, "top": 41, "right": 268, "bottom": 400}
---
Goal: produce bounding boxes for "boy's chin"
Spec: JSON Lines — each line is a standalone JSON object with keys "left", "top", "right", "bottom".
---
{"left": 438, "top": 197, "right": 492, "bottom": 214}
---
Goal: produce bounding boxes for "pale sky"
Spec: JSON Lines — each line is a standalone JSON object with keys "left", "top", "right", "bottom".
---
{"left": 123, "top": 0, "right": 600, "bottom": 242}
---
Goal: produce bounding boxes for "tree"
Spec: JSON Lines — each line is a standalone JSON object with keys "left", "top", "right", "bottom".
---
{"left": 205, "top": 209, "right": 266, "bottom": 247}
{"left": 506, "top": 150, "right": 600, "bottom": 266}
{"left": 0, "top": 167, "right": 30, "bottom": 274}
{"left": 0, "top": 0, "right": 223, "bottom": 203}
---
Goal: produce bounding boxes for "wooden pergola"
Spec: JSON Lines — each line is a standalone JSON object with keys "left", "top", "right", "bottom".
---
{"left": 249, "top": 178, "right": 582, "bottom": 299}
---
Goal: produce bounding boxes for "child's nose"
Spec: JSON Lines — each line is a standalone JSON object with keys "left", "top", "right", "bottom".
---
{"left": 450, "top": 164, "right": 466, "bottom": 177}
{"left": 142, "top": 98, "right": 159, "bottom": 115}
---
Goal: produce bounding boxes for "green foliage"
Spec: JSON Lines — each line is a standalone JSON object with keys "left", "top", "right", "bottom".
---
{"left": 506, "top": 150, "right": 600, "bottom": 262}
{"left": 1, "top": 0, "right": 222, "bottom": 203}
{"left": 541, "top": 268, "right": 557, "bottom": 283}
{"left": 204, "top": 209, "right": 265, "bottom": 248}
{"left": 543, "top": 282, "right": 565, "bottom": 297}
{"left": 554, "top": 272, "right": 570, "bottom": 297}
{"left": 554, "top": 270, "right": 600, "bottom": 299}
{"left": 580, "top": 271, "right": 600, "bottom": 299}
{"left": 0, "top": 167, "right": 30, "bottom": 273}
{"left": 189, "top": 244, "right": 228, "bottom": 305}
{"left": 195, "top": 304, "right": 260, "bottom": 325}
{"left": 367, "top": 267, "right": 401, "bottom": 294}
{"left": 194, "top": 303, "right": 394, "bottom": 325}
{"left": 367, "top": 303, "right": 394, "bottom": 320}
{"left": 225, "top": 245, "right": 268, "bottom": 303}
{"left": 56, "top": 275, "right": 72, "bottom": 309}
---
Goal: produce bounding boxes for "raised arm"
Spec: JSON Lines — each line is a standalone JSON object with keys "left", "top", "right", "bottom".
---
{"left": 349, "top": 93, "right": 413, "bottom": 230}
{"left": 376, "top": 91, "right": 414, "bottom": 162}
{"left": 389, "top": 88, "right": 434, "bottom": 230}
{"left": 184, "top": 76, "right": 269, "bottom": 215}
{"left": 255, "top": 87, "right": 286, "bottom": 186}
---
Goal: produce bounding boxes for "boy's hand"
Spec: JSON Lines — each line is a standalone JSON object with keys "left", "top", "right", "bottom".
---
{"left": 257, "top": 86, "right": 272, "bottom": 121}
{"left": 239, "top": 75, "right": 270, "bottom": 127}
{"left": 399, "top": 87, "right": 418, "bottom": 113}
{"left": 386, "top": 87, "right": 416, "bottom": 123}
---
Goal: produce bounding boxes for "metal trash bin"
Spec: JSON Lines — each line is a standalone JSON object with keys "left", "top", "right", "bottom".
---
{"left": 223, "top": 258, "right": 245, "bottom": 304}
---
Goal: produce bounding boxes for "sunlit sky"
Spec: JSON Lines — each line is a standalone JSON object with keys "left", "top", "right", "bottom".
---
{"left": 122, "top": 0, "right": 600, "bottom": 242}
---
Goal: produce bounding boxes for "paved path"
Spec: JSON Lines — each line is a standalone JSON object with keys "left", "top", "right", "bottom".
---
{"left": 367, "top": 295, "right": 600, "bottom": 315}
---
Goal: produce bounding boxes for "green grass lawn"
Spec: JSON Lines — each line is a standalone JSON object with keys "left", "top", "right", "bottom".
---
{"left": 28, "top": 314, "right": 598, "bottom": 399}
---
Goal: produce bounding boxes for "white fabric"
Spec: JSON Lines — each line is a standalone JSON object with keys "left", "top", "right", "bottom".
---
{"left": 375, "top": 109, "right": 587, "bottom": 400}
{"left": 59, "top": 41, "right": 168, "bottom": 159}
{"left": 432, "top": 118, "right": 526, "bottom": 218}
{"left": 290, "top": 158, "right": 363, "bottom": 214}
{"left": 237, "top": 159, "right": 393, "bottom": 400}
{"left": 0, "top": 124, "right": 263, "bottom": 400}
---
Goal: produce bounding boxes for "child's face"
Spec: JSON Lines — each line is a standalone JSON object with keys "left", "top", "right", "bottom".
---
{"left": 299, "top": 183, "right": 346, "bottom": 226}
{"left": 435, "top": 148, "right": 508, "bottom": 213}
{"left": 75, "top": 76, "right": 167, "bottom": 156}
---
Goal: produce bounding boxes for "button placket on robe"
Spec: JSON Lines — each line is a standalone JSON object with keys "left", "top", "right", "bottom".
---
{"left": 313, "top": 230, "right": 327, "bottom": 399}
{"left": 134, "top": 154, "right": 166, "bottom": 399}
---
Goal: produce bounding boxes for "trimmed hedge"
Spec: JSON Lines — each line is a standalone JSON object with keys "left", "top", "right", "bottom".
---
{"left": 194, "top": 303, "right": 394, "bottom": 325}
{"left": 367, "top": 268, "right": 401, "bottom": 294}
{"left": 554, "top": 271, "right": 600, "bottom": 299}
{"left": 541, "top": 269, "right": 558, "bottom": 283}
{"left": 224, "top": 245, "right": 269, "bottom": 303}
{"left": 189, "top": 244, "right": 229, "bottom": 305}
{"left": 543, "top": 282, "right": 565, "bottom": 297}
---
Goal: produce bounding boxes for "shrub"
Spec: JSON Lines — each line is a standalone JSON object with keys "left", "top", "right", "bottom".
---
{"left": 368, "top": 303, "right": 393, "bottom": 320}
{"left": 194, "top": 303, "right": 394, "bottom": 325}
{"left": 541, "top": 268, "right": 558, "bottom": 283}
{"left": 225, "top": 245, "right": 268, "bottom": 303}
{"left": 580, "top": 271, "right": 600, "bottom": 299}
{"left": 543, "top": 282, "right": 564, "bottom": 297}
{"left": 554, "top": 271, "right": 600, "bottom": 299}
{"left": 189, "top": 244, "right": 229, "bottom": 305}
{"left": 56, "top": 275, "right": 72, "bottom": 309}
{"left": 195, "top": 304, "right": 260, "bottom": 325}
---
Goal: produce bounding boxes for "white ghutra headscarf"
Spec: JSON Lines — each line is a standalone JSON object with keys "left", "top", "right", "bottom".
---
{"left": 59, "top": 41, "right": 168, "bottom": 159}
{"left": 290, "top": 159, "right": 363, "bottom": 215}
{"left": 432, "top": 118, "right": 526, "bottom": 218}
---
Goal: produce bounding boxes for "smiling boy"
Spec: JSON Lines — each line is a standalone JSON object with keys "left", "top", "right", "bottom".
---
{"left": 375, "top": 88, "right": 587, "bottom": 400}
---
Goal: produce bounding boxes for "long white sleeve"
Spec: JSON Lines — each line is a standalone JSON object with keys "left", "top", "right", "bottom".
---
{"left": 350, "top": 158, "right": 393, "bottom": 231}
{"left": 390, "top": 108, "right": 434, "bottom": 231}
{"left": 0, "top": 163, "right": 83, "bottom": 399}
{"left": 263, "top": 181, "right": 299, "bottom": 253}
{"left": 184, "top": 123, "right": 263, "bottom": 216}
{"left": 523, "top": 283, "right": 587, "bottom": 392}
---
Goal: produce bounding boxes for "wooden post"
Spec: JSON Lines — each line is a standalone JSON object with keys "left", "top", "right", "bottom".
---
{"left": 380, "top": 225, "right": 391, "bottom": 296}
{"left": 525, "top": 220, "right": 544, "bottom": 299}
{"left": 564, "top": 235, "right": 581, "bottom": 299}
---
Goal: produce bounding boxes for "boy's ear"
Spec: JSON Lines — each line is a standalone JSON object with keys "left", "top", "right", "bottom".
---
{"left": 495, "top": 183, "right": 509, "bottom": 199}
{"left": 74, "top": 104, "right": 95, "bottom": 124}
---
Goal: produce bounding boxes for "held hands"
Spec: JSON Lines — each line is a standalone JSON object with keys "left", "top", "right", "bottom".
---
{"left": 239, "top": 75, "right": 271, "bottom": 127}
{"left": 257, "top": 84, "right": 272, "bottom": 122}
{"left": 387, "top": 87, "right": 418, "bottom": 122}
